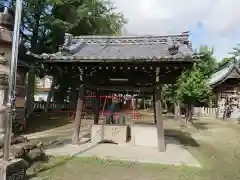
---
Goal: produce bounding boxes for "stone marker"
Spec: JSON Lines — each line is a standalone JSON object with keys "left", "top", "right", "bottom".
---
{"left": 131, "top": 124, "right": 158, "bottom": 147}
{"left": 91, "top": 124, "right": 128, "bottom": 144}
{"left": 0, "top": 158, "right": 28, "bottom": 180}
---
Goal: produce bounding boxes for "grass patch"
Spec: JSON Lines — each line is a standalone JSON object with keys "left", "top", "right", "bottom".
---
{"left": 28, "top": 118, "right": 240, "bottom": 180}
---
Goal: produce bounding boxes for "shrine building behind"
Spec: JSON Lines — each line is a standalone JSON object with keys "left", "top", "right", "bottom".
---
{"left": 208, "top": 60, "right": 240, "bottom": 120}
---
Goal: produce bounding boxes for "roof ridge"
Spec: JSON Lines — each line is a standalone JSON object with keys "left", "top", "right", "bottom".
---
{"left": 215, "top": 60, "right": 234, "bottom": 73}
{"left": 72, "top": 32, "right": 189, "bottom": 40}
{"left": 208, "top": 62, "right": 235, "bottom": 86}
{"left": 61, "top": 32, "right": 191, "bottom": 49}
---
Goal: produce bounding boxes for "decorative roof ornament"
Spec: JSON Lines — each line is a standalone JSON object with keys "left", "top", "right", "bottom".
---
{"left": 181, "top": 31, "right": 191, "bottom": 47}
{"left": 167, "top": 39, "right": 180, "bottom": 55}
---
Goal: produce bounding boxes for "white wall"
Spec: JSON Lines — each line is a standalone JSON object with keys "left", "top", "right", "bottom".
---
{"left": 36, "top": 76, "right": 52, "bottom": 88}
{"left": 34, "top": 92, "right": 49, "bottom": 101}
{"left": 35, "top": 76, "right": 53, "bottom": 102}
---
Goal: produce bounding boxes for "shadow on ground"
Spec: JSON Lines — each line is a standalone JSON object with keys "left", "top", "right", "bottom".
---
{"left": 191, "top": 121, "right": 209, "bottom": 131}
{"left": 25, "top": 112, "right": 71, "bottom": 134}
{"left": 165, "top": 129, "right": 199, "bottom": 147}
{"left": 44, "top": 133, "right": 91, "bottom": 149}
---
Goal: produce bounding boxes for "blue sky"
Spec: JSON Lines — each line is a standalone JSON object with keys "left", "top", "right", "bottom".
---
{"left": 113, "top": 0, "right": 239, "bottom": 61}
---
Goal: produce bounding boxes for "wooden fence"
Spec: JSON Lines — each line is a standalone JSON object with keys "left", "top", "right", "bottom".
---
{"left": 33, "top": 101, "right": 72, "bottom": 111}
{"left": 32, "top": 102, "right": 221, "bottom": 119}
{"left": 193, "top": 107, "right": 217, "bottom": 117}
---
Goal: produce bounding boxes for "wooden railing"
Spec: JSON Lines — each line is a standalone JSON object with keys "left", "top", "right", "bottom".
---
{"left": 33, "top": 101, "right": 72, "bottom": 111}
{"left": 193, "top": 107, "right": 217, "bottom": 117}
{"left": 32, "top": 103, "right": 219, "bottom": 117}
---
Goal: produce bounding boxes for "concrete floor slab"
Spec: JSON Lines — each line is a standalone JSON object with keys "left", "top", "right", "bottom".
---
{"left": 45, "top": 142, "right": 200, "bottom": 167}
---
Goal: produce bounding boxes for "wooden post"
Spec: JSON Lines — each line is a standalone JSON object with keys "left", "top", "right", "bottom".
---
{"left": 216, "top": 92, "right": 221, "bottom": 119}
{"left": 93, "top": 90, "right": 100, "bottom": 124}
{"left": 72, "top": 85, "right": 85, "bottom": 145}
{"left": 153, "top": 91, "right": 156, "bottom": 124}
{"left": 155, "top": 85, "right": 166, "bottom": 152}
{"left": 131, "top": 98, "right": 136, "bottom": 110}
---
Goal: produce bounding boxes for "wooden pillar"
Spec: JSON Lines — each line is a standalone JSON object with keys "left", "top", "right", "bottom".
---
{"left": 216, "top": 92, "right": 221, "bottom": 119}
{"left": 155, "top": 85, "right": 166, "bottom": 152}
{"left": 131, "top": 98, "right": 136, "bottom": 110}
{"left": 93, "top": 90, "right": 100, "bottom": 124}
{"left": 153, "top": 91, "right": 156, "bottom": 124}
{"left": 72, "top": 85, "right": 85, "bottom": 145}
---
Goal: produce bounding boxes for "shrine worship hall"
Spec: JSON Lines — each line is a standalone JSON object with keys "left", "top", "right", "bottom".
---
{"left": 30, "top": 32, "right": 198, "bottom": 152}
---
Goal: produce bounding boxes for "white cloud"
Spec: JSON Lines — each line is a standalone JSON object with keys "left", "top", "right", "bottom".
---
{"left": 112, "top": 0, "right": 240, "bottom": 60}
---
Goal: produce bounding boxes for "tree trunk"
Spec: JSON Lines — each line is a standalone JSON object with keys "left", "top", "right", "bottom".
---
{"left": 208, "top": 96, "right": 212, "bottom": 108}
{"left": 185, "top": 104, "right": 193, "bottom": 124}
{"left": 25, "top": 68, "right": 36, "bottom": 119}
{"left": 173, "top": 99, "right": 181, "bottom": 119}
{"left": 164, "top": 100, "right": 168, "bottom": 113}
{"left": 44, "top": 77, "right": 57, "bottom": 112}
{"left": 25, "top": 1, "right": 42, "bottom": 118}
{"left": 72, "top": 86, "right": 84, "bottom": 145}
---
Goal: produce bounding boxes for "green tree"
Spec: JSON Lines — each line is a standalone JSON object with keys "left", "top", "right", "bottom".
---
{"left": 176, "top": 69, "right": 211, "bottom": 122}
{"left": 162, "top": 84, "right": 178, "bottom": 113}
{"left": 197, "top": 45, "right": 218, "bottom": 77}
{"left": 19, "top": 0, "right": 52, "bottom": 116}
{"left": 49, "top": 0, "right": 125, "bottom": 102}
{"left": 230, "top": 43, "right": 240, "bottom": 57}
{"left": 217, "top": 43, "right": 240, "bottom": 69}
{"left": 19, "top": 0, "right": 125, "bottom": 115}
{"left": 174, "top": 45, "right": 216, "bottom": 122}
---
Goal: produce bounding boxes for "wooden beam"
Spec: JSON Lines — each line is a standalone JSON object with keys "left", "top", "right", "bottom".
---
{"left": 72, "top": 85, "right": 85, "bottom": 145}
{"left": 83, "top": 85, "right": 154, "bottom": 92}
{"left": 93, "top": 90, "right": 100, "bottom": 124}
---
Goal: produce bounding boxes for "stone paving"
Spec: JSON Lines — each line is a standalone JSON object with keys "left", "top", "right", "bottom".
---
{"left": 29, "top": 117, "right": 200, "bottom": 167}
{"left": 45, "top": 139, "right": 200, "bottom": 167}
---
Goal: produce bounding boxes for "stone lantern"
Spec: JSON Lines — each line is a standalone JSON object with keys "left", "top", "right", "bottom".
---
{"left": 0, "top": 6, "right": 14, "bottom": 139}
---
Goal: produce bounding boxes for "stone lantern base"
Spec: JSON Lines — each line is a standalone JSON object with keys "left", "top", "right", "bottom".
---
{"left": 0, "top": 104, "right": 6, "bottom": 141}
{"left": 0, "top": 158, "right": 27, "bottom": 180}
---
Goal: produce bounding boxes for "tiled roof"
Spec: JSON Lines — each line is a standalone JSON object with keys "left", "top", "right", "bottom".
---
{"left": 208, "top": 60, "right": 240, "bottom": 86}
{"left": 29, "top": 32, "right": 197, "bottom": 62}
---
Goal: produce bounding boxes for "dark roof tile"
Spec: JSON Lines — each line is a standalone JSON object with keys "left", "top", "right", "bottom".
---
{"left": 31, "top": 32, "right": 196, "bottom": 61}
